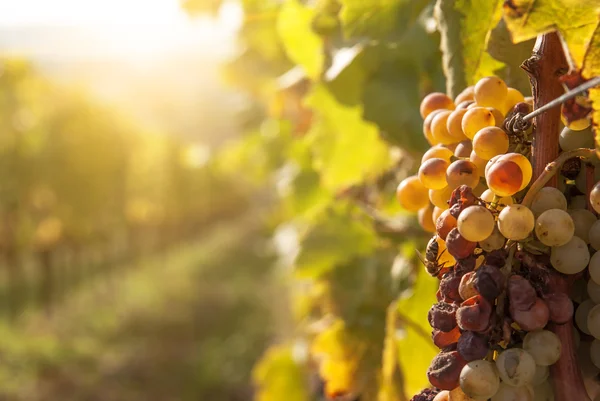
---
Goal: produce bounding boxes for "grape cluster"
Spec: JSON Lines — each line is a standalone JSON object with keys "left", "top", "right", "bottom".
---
{"left": 402, "top": 76, "right": 599, "bottom": 401}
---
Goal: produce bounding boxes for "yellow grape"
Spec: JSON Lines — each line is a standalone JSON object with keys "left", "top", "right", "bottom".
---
{"left": 432, "top": 206, "right": 445, "bottom": 223}
{"left": 423, "top": 110, "right": 444, "bottom": 145}
{"left": 446, "top": 159, "right": 480, "bottom": 189}
{"left": 474, "top": 76, "right": 508, "bottom": 111}
{"left": 486, "top": 107, "right": 505, "bottom": 128}
{"left": 418, "top": 204, "right": 436, "bottom": 233}
{"left": 461, "top": 107, "right": 495, "bottom": 139}
{"left": 455, "top": 86, "right": 475, "bottom": 104}
{"left": 480, "top": 189, "right": 513, "bottom": 206}
{"left": 447, "top": 109, "right": 469, "bottom": 140}
{"left": 456, "top": 100, "right": 474, "bottom": 110}
{"left": 472, "top": 126, "right": 509, "bottom": 160}
{"left": 457, "top": 205, "right": 495, "bottom": 242}
{"left": 503, "top": 87, "right": 525, "bottom": 114}
{"left": 432, "top": 111, "right": 460, "bottom": 145}
{"left": 561, "top": 105, "right": 591, "bottom": 131}
{"left": 429, "top": 186, "right": 453, "bottom": 209}
{"left": 467, "top": 102, "right": 479, "bottom": 109}
{"left": 469, "top": 151, "right": 488, "bottom": 177}
{"left": 419, "top": 158, "right": 450, "bottom": 190}
{"left": 396, "top": 176, "right": 429, "bottom": 211}
{"left": 454, "top": 140, "right": 473, "bottom": 158}
{"left": 499, "top": 153, "right": 532, "bottom": 190}
{"left": 486, "top": 160, "right": 523, "bottom": 197}
{"left": 420, "top": 92, "right": 455, "bottom": 119}
{"left": 422, "top": 146, "right": 454, "bottom": 163}
{"left": 498, "top": 204, "right": 535, "bottom": 241}
{"left": 484, "top": 155, "right": 502, "bottom": 177}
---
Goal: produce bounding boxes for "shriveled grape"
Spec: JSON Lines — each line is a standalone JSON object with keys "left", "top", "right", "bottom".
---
{"left": 495, "top": 348, "right": 536, "bottom": 387}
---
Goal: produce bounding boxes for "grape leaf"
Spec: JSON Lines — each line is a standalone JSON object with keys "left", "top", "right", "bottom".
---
{"left": 503, "top": 0, "right": 600, "bottom": 68}
{"left": 253, "top": 345, "right": 310, "bottom": 401}
{"left": 396, "top": 269, "right": 439, "bottom": 396}
{"left": 305, "top": 85, "right": 391, "bottom": 190}
{"left": 435, "top": 0, "right": 504, "bottom": 97}
{"left": 277, "top": 0, "right": 324, "bottom": 79}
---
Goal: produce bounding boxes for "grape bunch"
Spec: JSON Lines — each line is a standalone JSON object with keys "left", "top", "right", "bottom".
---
{"left": 398, "top": 76, "right": 600, "bottom": 401}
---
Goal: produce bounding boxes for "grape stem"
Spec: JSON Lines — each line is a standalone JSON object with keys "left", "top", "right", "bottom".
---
{"left": 521, "top": 148, "right": 596, "bottom": 207}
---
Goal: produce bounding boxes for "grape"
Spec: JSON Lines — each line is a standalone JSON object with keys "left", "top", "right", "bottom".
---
{"left": 480, "top": 225, "right": 506, "bottom": 252}
{"left": 454, "top": 140, "right": 473, "bottom": 158}
{"left": 510, "top": 298, "right": 549, "bottom": 331}
{"left": 589, "top": 280, "right": 600, "bottom": 304}
{"left": 447, "top": 109, "right": 469, "bottom": 140}
{"left": 459, "top": 272, "right": 479, "bottom": 300}
{"left": 503, "top": 87, "right": 526, "bottom": 114}
{"left": 591, "top": 339, "right": 600, "bottom": 369}
{"left": 433, "top": 207, "right": 445, "bottom": 227}
{"left": 429, "top": 302, "right": 459, "bottom": 332}
{"left": 440, "top": 272, "right": 464, "bottom": 303}
{"left": 474, "top": 76, "right": 508, "bottom": 111}
{"left": 487, "top": 108, "right": 505, "bottom": 128}
{"left": 424, "top": 110, "right": 444, "bottom": 145}
{"left": 499, "top": 153, "right": 532, "bottom": 191}
{"left": 469, "top": 151, "right": 487, "bottom": 177}
{"left": 486, "top": 160, "right": 523, "bottom": 197}
{"left": 456, "top": 295, "right": 492, "bottom": 332}
{"left": 462, "top": 107, "right": 495, "bottom": 139}
{"left": 433, "top": 111, "right": 461, "bottom": 145}
{"left": 459, "top": 359, "right": 500, "bottom": 400}
{"left": 474, "top": 265, "right": 505, "bottom": 301}
{"left": 531, "top": 364, "right": 549, "bottom": 385}
{"left": 473, "top": 126, "right": 509, "bottom": 161}
{"left": 418, "top": 204, "right": 436, "bottom": 233}
{"left": 591, "top": 253, "right": 600, "bottom": 288}
{"left": 457, "top": 331, "right": 489, "bottom": 361}
{"left": 396, "top": 176, "right": 430, "bottom": 211}
{"left": 436, "top": 209, "right": 458, "bottom": 240}
{"left": 569, "top": 208, "right": 597, "bottom": 243}
{"left": 430, "top": 186, "right": 454, "bottom": 210}
{"left": 534, "top": 209, "right": 574, "bottom": 246}
{"left": 485, "top": 249, "right": 507, "bottom": 268}
{"left": 480, "top": 189, "right": 513, "bottom": 206}
{"left": 523, "top": 330, "right": 561, "bottom": 366}
{"left": 446, "top": 228, "right": 477, "bottom": 260}
{"left": 550, "top": 236, "right": 590, "bottom": 274}
{"left": 420, "top": 158, "right": 451, "bottom": 189}
{"left": 433, "top": 390, "right": 450, "bottom": 401}
{"left": 508, "top": 275, "right": 536, "bottom": 311}
{"left": 590, "top": 221, "right": 600, "bottom": 250}
{"left": 591, "top": 181, "right": 600, "bottom": 214}
{"left": 491, "top": 383, "right": 534, "bottom": 401}
{"left": 559, "top": 126, "right": 594, "bottom": 151}
{"left": 575, "top": 299, "right": 596, "bottom": 335}
{"left": 542, "top": 293, "right": 574, "bottom": 324}
{"left": 530, "top": 187, "right": 568, "bottom": 217}
{"left": 495, "top": 348, "right": 536, "bottom": 387}
{"left": 498, "top": 205, "right": 535, "bottom": 241}
{"left": 423, "top": 146, "right": 455, "bottom": 163}
{"left": 561, "top": 106, "right": 591, "bottom": 131}
{"left": 421, "top": 92, "right": 455, "bottom": 119}
{"left": 455, "top": 86, "right": 475, "bottom": 104}
{"left": 588, "top": 303, "right": 600, "bottom": 339}
{"left": 433, "top": 326, "right": 462, "bottom": 349}
{"left": 456, "top": 205, "right": 495, "bottom": 242}
{"left": 446, "top": 160, "right": 480, "bottom": 189}
{"left": 427, "top": 350, "right": 467, "bottom": 390}
{"left": 533, "top": 381, "right": 554, "bottom": 401}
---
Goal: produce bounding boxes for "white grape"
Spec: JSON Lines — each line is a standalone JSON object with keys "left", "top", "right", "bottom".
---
{"left": 498, "top": 204, "right": 535, "bottom": 241}
{"left": 589, "top": 280, "right": 600, "bottom": 303}
{"left": 589, "top": 252, "right": 600, "bottom": 284}
{"left": 569, "top": 209, "right": 597, "bottom": 243}
{"left": 591, "top": 339, "right": 600, "bottom": 370}
{"left": 534, "top": 209, "right": 574, "bottom": 247}
{"left": 589, "top": 220, "right": 600, "bottom": 250}
{"left": 559, "top": 126, "right": 594, "bottom": 151}
{"left": 533, "top": 381, "right": 554, "bottom": 401}
{"left": 530, "top": 187, "right": 567, "bottom": 217}
{"left": 457, "top": 205, "right": 495, "bottom": 242}
{"left": 460, "top": 359, "right": 500, "bottom": 399}
{"left": 491, "top": 383, "right": 534, "bottom": 401}
{"left": 575, "top": 299, "right": 596, "bottom": 335}
{"left": 496, "top": 348, "right": 536, "bottom": 387}
{"left": 481, "top": 189, "right": 513, "bottom": 206}
{"left": 550, "top": 236, "right": 590, "bottom": 274}
{"left": 522, "top": 330, "right": 561, "bottom": 366}
{"left": 588, "top": 304, "right": 600, "bottom": 340}
{"left": 480, "top": 225, "right": 506, "bottom": 252}
{"left": 531, "top": 364, "right": 549, "bottom": 385}
{"left": 591, "top": 181, "right": 600, "bottom": 214}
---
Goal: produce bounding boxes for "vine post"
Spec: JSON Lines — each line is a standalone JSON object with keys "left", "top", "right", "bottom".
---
{"left": 522, "top": 32, "right": 591, "bottom": 401}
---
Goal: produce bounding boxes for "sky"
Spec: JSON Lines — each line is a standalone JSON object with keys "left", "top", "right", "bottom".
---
{"left": 0, "top": 0, "right": 242, "bottom": 59}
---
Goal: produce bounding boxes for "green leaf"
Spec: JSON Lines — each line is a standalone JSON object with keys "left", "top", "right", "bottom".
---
{"left": 305, "top": 85, "right": 391, "bottom": 190}
{"left": 435, "top": 0, "right": 504, "bottom": 97}
{"left": 295, "top": 207, "right": 377, "bottom": 278}
{"left": 253, "top": 345, "right": 310, "bottom": 401}
{"left": 396, "top": 269, "right": 438, "bottom": 395}
{"left": 502, "top": 0, "right": 600, "bottom": 68}
{"left": 277, "top": 0, "right": 324, "bottom": 79}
